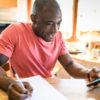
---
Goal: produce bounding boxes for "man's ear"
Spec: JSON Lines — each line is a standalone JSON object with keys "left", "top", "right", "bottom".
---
{"left": 30, "top": 14, "right": 37, "bottom": 24}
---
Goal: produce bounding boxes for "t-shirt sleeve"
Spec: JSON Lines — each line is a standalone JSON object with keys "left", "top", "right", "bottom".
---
{"left": 59, "top": 32, "right": 68, "bottom": 56}
{"left": 0, "top": 24, "right": 17, "bottom": 58}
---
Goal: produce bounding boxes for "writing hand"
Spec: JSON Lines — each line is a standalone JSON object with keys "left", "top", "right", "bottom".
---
{"left": 23, "top": 82, "right": 33, "bottom": 97}
{"left": 7, "top": 82, "right": 33, "bottom": 100}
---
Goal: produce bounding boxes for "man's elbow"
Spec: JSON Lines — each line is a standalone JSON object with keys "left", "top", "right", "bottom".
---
{"left": 0, "top": 54, "right": 9, "bottom": 66}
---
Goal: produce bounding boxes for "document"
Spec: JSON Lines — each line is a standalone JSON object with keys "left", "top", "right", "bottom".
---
{"left": 21, "top": 76, "right": 68, "bottom": 100}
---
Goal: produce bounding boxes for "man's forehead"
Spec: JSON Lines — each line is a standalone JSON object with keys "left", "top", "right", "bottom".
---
{"left": 39, "top": 6, "right": 61, "bottom": 18}
{"left": 42, "top": 6, "right": 60, "bottom": 13}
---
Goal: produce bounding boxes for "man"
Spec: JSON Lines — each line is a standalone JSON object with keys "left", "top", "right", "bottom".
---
{"left": 0, "top": 0, "right": 100, "bottom": 99}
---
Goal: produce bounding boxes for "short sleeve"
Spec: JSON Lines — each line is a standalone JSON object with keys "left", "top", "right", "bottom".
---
{"left": 0, "top": 24, "right": 17, "bottom": 58}
{"left": 58, "top": 32, "right": 68, "bottom": 56}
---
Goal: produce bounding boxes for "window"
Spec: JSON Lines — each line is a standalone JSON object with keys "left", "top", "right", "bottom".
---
{"left": 57, "top": 0, "right": 73, "bottom": 39}
{"left": 77, "top": 0, "right": 100, "bottom": 41}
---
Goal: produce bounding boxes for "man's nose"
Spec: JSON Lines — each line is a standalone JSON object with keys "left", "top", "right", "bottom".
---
{"left": 51, "top": 24, "right": 58, "bottom": 33}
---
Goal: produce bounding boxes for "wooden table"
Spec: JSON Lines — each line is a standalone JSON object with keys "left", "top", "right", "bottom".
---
{"left": 1, "top": 78, "right": 100, "bottom": 100}
{"left": 70, "top": 53, "right": 100, "bottom": 70}
{"left": 46, "top": 78, "right": 100, "bottom": 100}
{"left": 0, "top": 89, "right": 8, "bottom": 100}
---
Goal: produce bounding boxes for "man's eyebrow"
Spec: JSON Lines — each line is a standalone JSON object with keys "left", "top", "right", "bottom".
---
{"left": 46, "top": 21, "right": 53, "bottom": 23}
{"left": 46, "top": 19, "right": 62, "bottom": 23}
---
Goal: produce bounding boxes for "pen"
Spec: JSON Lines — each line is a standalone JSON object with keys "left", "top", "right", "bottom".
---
{"left": 11, "top": 66, "right": 31, "bottom": 100}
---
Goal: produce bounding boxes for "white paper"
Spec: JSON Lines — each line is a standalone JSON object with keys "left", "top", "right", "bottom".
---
{"left": 21, "top": 76, "right": 68, "bottom": 100}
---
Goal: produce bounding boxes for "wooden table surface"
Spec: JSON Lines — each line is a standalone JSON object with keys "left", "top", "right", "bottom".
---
{"left": 1, "top": 78, "right": 100, "bottom": 100}
{"left": 46, "top": 78, "right": 100, "bottom": 100}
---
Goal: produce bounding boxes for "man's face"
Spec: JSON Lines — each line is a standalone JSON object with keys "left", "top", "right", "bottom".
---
{"left": 32, "top": 7, "right": 62, "bottom": 42}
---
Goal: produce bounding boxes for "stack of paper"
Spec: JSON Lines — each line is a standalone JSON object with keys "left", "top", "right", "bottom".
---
{"left": 21, "top": 76, "right": 68, "bottom": 100}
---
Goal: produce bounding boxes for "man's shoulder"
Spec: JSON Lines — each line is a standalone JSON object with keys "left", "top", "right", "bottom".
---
{"left": 9, "top": 23, "right": 32, "bottom": 33}
{"left": 12, "top": 22, "right": 32, "bottom": 28}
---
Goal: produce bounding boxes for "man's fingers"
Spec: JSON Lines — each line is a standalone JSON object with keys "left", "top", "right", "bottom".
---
{"left": 23, "top": 82, "right": 33, "bottom": 93}
{"left": 97, "top": 73, "right": 100, "bottom": 77}
{"left": 90, "top": 85, "right": 95, "bottom": 88}
{"left": 9, "top": 82, "right": 28, "bottom": 94}
{"left": 92, "top": 67, "right": 99, "bottom": 72}
{"left": 89, "top": 67, "right": 100, "bottom": 81}
{"left": 8, "top": 85, "right": 28, "bottom": 100}
{"left": 97, "top": 83, "right": 100, "bottom": 87}
{"left": 92, "top": 67, "right": 100, "bottom": 74}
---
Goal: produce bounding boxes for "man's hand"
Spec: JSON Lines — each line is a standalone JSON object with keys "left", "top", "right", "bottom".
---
{"left": 7, "top": 82, "right": 33, "bottom": 100}
{"left": 88, "top": 67, "right": 100, "bottom": 88}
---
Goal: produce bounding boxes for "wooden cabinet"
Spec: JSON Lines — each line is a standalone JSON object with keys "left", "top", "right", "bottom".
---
{"left": 0, "top": 0, "right": 17, "bottom": 8}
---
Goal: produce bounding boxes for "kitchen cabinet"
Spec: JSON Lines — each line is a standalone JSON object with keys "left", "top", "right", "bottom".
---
{"left": 0, "top": 0, "right": 17, "bottom": 8}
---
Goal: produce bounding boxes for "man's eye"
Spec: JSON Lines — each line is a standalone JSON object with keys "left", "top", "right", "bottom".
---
{"left": 58, "top": 22, "right": 61, "bottom": 25}
{"left": 47, "top": 23, "right": 53, "bottom": 25}
{"left": 46, "top": 22, "right": 53, "bottom": 25}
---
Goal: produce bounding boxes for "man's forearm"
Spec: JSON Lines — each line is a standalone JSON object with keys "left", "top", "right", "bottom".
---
{"left": 0, "top": 67, "right": 16, "bottom": 91}
{"left": 64, "top": 62, "right": 90, "bottom": 79}
{"left": 0, "top": 75, "right": 16, "bottom": 91}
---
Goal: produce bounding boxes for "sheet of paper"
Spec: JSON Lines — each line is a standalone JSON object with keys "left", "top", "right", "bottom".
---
{"left": 21, "top": 76, "right": 68, "bottom": 100}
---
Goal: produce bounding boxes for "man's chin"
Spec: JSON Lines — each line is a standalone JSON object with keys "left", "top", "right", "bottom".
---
{"left": 41, "top": 36, "right": 54, "bottom": 42}
{"left": 45, "top": 40, "right": 52, "bottom": 42}
{"left": 44, "top": 38, "right": 53, "bottom": 42}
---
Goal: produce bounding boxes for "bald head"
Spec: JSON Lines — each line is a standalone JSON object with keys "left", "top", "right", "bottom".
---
{"left": 32, "top": 0, "right": 61, "bottom": 15}
{"left": 31, "top": 0, "right": 62, "bottom": 42}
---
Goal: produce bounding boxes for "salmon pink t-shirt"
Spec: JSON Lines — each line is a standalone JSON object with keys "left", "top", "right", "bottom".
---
{"left": 0, "top": 23, "right": 67, "bottom": 78}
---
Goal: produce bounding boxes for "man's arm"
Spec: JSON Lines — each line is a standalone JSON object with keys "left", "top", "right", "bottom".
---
{"left": 0, "top": 54, "right": 13, "bottom": 91}
{"left": 0, "top": 54, "right": 33, "bottom": 100}
{"left": 0, "top": 67, "right": 16, "bottom": 91}
{"left": 58, "top": 53, "right": 89, "bottom": 79}
{"left": 0, "top": 67, "right": 33, "bottom": 100}
{"left": 0, "top": 54, "right": 9, "bottom": 66}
